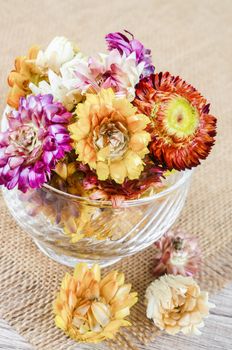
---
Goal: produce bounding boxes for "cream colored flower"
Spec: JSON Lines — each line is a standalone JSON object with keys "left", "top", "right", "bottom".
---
{"left": 145, "top": 275, "right": 215, "bottom": 335}
{"left": 30, "top": 52, "right": 87, "bottom": 110}
{"left": 36, "top": 36, "right": 79, "bottom": 74}
{"left": 29, "top": 69, "right": 82, "bottom": 111}
{"left": 60, "top": 52, "right": 89, "bottom": 90}
{"left": 54, "top": 263, "right": 138, "bottom": 343}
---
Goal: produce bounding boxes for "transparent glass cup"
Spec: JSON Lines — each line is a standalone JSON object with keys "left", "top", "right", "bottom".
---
{"left": 2, "top": 170, "right": 192, "bottom": 267}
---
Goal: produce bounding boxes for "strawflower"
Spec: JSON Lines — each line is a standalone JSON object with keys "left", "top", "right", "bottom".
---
{"left": 70, "top": 49, "right": 144, "bottom": 101}
{"left": 0, "top": 94, "right": 72, "bottom": 192}
{"left": 145, "top": 274, "right": 215, "bottom": 335}
{"left": 134, "top": 72, "right": 217, "bottom": 171}
{"left": 30, "top": 52, "right": 87, "bottom": 111}
{"left": 7, "top": 46, "right": 41, "bottom": 109}
{"left": 88, "top": 159, "right": 165, "bottom": 206}
{"left": 54, "top": 263, "right": 138, "bottom": 342}
{"left": 105, "top": 30, "right": 155, "bottom": 76}
{"left": 69, "top": 88, "right": 151, "bottom": 184}
{"left": 153, "top": 229, "right": 201, "bottom": 277}
{"left": 29, "top": 68, "right": 83, "bottom": 111}
{"left": 35, "top": 36, "right": 79, "bottom": 74}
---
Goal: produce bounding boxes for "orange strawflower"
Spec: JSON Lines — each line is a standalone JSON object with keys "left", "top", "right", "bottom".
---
{"left": 7, "top": 46, "right": 41, "bottom": 109}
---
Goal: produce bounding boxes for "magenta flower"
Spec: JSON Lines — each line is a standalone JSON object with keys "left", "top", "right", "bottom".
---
{"left": 0, "top": 94, "right": 72, "bottom": 192}
{"left": 105, "top": 30, "right": 155, "bottom": 77}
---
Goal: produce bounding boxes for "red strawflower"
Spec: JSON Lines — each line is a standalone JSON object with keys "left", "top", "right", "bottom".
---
{"left": 134, "top": 72, "right": 217, "bottom": 171}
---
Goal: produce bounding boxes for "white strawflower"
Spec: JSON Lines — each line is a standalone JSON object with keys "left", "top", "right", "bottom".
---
{"left": 35, "top": 36, "right": 79, "bottom": 73}
{"left": 145, "top": 275, "right": 215, "bottom": 335}
{"left": 60, "top": 53, "right": 89, "bottom": 92}
{"left": 29, "top": 69, "right": 82, "bottom": 111}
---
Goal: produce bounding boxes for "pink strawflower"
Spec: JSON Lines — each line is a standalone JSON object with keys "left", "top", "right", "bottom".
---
{"left": 70, "top": 49, "right": 144, "bottom": 101}
{"left": 0, "top": 94, "right": 72, "bottom": 192}
{"left": 153, "top": 229, "right": 201, "bottom": 277}
{"left": 105, "top": 30, "right": 155, "bottom": 77}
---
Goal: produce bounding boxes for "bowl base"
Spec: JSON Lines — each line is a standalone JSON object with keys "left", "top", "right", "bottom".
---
{"left": 33, "top": 239, "right": 122, "bottom": 268}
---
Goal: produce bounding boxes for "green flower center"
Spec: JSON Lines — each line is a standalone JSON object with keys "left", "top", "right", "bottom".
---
{"left": 164, "top": 96, "right": 199, "bottom": 138}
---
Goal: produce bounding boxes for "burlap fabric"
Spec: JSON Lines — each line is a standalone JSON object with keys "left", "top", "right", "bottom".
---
{"left": 0, "top": 0, "right": 231, "bottom": 349}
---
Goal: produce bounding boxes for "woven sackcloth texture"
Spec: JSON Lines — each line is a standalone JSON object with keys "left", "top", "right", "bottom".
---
{"left": 0, "top": 0, "right": 231, "bottom": 349}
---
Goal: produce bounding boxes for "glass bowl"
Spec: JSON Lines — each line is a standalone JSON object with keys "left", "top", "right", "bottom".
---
{"left": 2, "top": 170, "right": 192, "bottom": 267}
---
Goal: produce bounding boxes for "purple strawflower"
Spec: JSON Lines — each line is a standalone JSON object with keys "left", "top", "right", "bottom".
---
{"left": 0, "top": 94, "right": 72, "bottom": 192}
{"left": 105, "top": 30, "right": 155, "bottom": 77}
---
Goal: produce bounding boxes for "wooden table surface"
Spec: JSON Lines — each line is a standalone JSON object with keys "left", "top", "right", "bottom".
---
{"left": 1, "top": 284, "right": 231, "bottom": 350}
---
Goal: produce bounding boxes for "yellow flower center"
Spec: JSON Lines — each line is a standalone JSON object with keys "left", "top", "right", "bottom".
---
{"left": 164, "top": 96, "right": 199, "bottom": 138}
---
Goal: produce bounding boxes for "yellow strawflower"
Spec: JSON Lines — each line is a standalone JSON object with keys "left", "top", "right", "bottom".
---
{"left": 69, "top": 88, "right": 150, "bottom": 184}
{"left": 54, "top": 263, "right": 138, "bottom": 343}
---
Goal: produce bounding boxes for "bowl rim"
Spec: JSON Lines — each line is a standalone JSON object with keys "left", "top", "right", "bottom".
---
{"left": 42, "top": 169, "right": 193, "bottom": 207}
{"left": 1, "top": 109, "right": 193, "bottom": 208}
